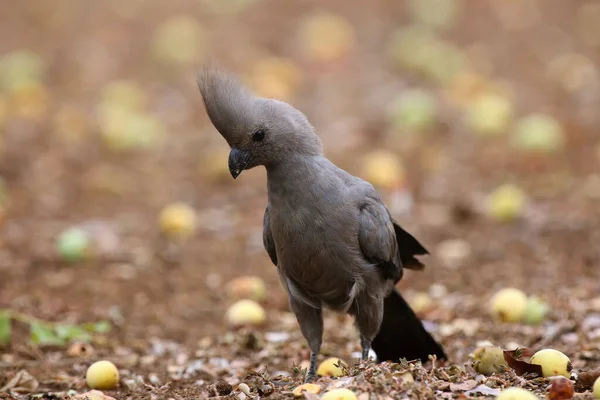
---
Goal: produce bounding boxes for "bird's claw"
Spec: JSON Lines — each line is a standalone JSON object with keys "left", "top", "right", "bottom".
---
{"left": 305, "top": 372, "right": 317, "bottom": 383}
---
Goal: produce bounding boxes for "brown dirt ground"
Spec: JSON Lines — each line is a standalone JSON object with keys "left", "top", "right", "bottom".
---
{"left": 1, "top": 1, "right": 600, "bottom": 399}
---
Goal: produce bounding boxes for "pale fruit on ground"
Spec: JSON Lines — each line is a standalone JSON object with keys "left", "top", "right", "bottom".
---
{"left": 101, "top": 80, "right": 147, "bottom": 111}
{"left": 486, "top": 184, "right": 526, "bottom": 222}
{"left": 152, "top": 15, "right": 203, "bottom": 65}
{"left": 523, "top": 296, "right": 549, "bottom": 325}
{"left": 0, "top": 49, "right": 44, "bottom": 91}
{"left": 496, "top": 387, "right": 539, "bottom": 400}
{"left": 226, "top": 276, "right": 267, "bottom": 302}
{"left": 57, "top": 228, "right": 91, "bottom": 262}
{"left": 201, "top": 148, "right": 231, "bottom": 183}
{"left": 321, "top": 388, "right": 357, "bottom": 400}
{"left": 530, "top": 349, "right": 572, "bottom": 378}
{"left": 299, "top": 12, "right": 355, "bottom": 62}
{"left": 406, "top": 0, "right": 463, "bottom": 31}
{"left": 317, "top": 357, "right": 346, "bottom": 377}
{"left": 250, "top": 57, "right": 302, "bottom": 101}
{"left": 472, "top": 346, "right": 508, "bottom": 376}
{"left": 225, "top": 299, "right": 266, "bottom": 326}
{"left": 360, "top": 150, "right": 405, "bottom": 189}
{"left": 489, "top": 288, "right": 527, "bottom": 323}
{"left": 593, "top": 376, "right": 600, "bottom": 398}
{"left": 512, "top": 114, "right": 565, "bottom": 153}
{"left": 389, "top": 89, "right": 437, "bottom": 132}
{"left": 86, "top": 360, "right": 119, "bottom": 390}
{"left": 465, "top": 93, "right": 513, "bottom": 136}
{"left": 292, "top": 383, "right": 321, "bottom": 396}
{"left": 409, "top": 292, "right": 434, "bottom": 314}
{"left": 158, "top": 202, "right": 197, "bottom": 238}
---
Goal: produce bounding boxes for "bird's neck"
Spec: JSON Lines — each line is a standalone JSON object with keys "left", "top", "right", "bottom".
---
{"left": 266, "top": 154, "right": 325, "bottom": 200}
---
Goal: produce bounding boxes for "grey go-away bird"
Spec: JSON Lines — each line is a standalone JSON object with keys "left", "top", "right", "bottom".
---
{"left": 197, "top": 67, "right": 446, "bottom": 381}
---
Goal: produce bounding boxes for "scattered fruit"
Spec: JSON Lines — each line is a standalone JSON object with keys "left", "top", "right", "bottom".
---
{"left": 465, "top": 93, "right": 513, "bottom": 136}
{"left": 472, "top": 346, "right": 508, "bottom": 376}
{"left": 512, "top": 114, "right": 565, "bottom": 153}
{"left": 10, "top": 80, "right": 49, "bottom": 120}
{"left": 250, "top": 57, "right": 302, "bottom": 101}
{"left": 530, "top": 349, "right": 572, "bottom": 378}
{"left": 0, "top": 49, "right": 44, "bottom": 92}
{"left": 201, "top": 148, "right": 234, "bottom": 183}
{"left": 101, "top": 80, "right": 147, "bottom": 111}
{"left": 389, "top": 89, "right": 437, "bottom": 132}
{"left": 389, "top": 25, "right": 438, "bottom": 72}
{"left": 57, "top": 228, "right": 92, "bottom": 262}
{"left": 292, "top": 383, "right": 321, "bottom": 396}
{"left": 321, "top": 388, "right": 357, "bottom": 400}
{"left": 548, "top": 377, "right": 574, "bottom": 400}
{"left": 225, "top": 299, "right": 266, "bottom": 326}
{"left": 226, "top": 276, "right": 267, "bottom": 302}
{"left": 489, "top": 288, "right": 528, "bottom": 323}
{"left": 523, "top": 296, "right": 549, "bottom": 325}
{"left": 86, "top": 360, "right": 119, "bottom": 390}
{"left": 496, "top": 387, "right": 539, "bottom": 400}
{"left": 152, "top": 16, "right": 204, "bottom": 65}
{"left": 317, "top": 357, "right": 346, "bottom": 377}
{"left": 299, "top": 12, "right": 355, "bottom": 63}
{"left": 158, "top": 202, "right": 197, "bottom": 239}
{"left": 409, "top": 292, "right": 434, "bottom": 314}
{"left": 360, "top": 150, "right": 405, "bottom": 189}
{"left": 486, "top": 184, "right": 527, "bottom": 223}
{"left": 593, "top": 376, "right": 600, "bottom": 399}
{"left": 406, "top": 0, "right": 463, "bottom": 31}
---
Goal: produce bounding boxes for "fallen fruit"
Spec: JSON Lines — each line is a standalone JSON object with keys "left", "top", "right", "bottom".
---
{"left": 472, "top": 346, "right": 508, "bottom": 376}
{"left": 57, "top": 228, "right": 91, "bottom": 262}
{"left": 152, "top": 16, "right": 204, "bottom": 65}
{"left": 489, "top": 287, "right": 527, "bottom": 323}
{"left": 360, "top": 150, "right": 405, "bottom": 189}
{"left": 317, "top": 357, "right": 346, "bottom": 377}
{"left": 593, "top": 376, "right": 600, "bottom": 398}
{"left": 486, "top": 184, "right": 527, "bottom": 223}
{"left": 250, "top": 57, "right": 302, "bottom": 101}
{"left": 465, "top": 93, "right": 513, "bottom": 136}
{"left": 299, "top": 12, "right": 355, "bottom": 62}
{"left": 292, "top": 383, "right": 321, "bottom": 396}
{"left": 389, "top": 89, "right": 437, "bottom": 132}
{"left": 86, "top": 360, "right": 119, "bottom": 390}
{"left": 0, "top": 49, "right": 44, "bottom": 92}
{"left": 101, "top": 80, "right": 147, "bottom": 111}
{"left": 321, "top": 388, "right": 357, "bottom": 400}
{"left": 226, "top": 276, "right": 267, "bottom": 302}
{"left": 409, "top": 292, "right": 434, "bottom": 314}
{"left": 523, "top": 296, "right": 549, "bottom": 325}
{"left": 496, "top": 387, "right": 539, "bottom": 400}
{"left": 548, "top": 377, "right": 574, "bottom": 400}
{"left": 225, "top": 299, "right": 266, "bottom": 326}
{"left": 406, "top": 0, "right": 463, "bottom": 31}
{"left": 158, "top": 202, "right": 197, "bottom": 239}
{"left": 512, "top": 114, "right": 565, "bottom": 153}
{"left": 530, "top": 349, "right": 572, "bottom": 378}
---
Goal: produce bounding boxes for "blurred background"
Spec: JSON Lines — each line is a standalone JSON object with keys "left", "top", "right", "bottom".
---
{"left": 0, "top": 0, "right": 599, "bottom": 367}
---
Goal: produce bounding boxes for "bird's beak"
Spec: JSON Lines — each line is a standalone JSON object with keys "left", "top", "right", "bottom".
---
{"left": 228, "top": 147, "right": 251, "bottom": 179}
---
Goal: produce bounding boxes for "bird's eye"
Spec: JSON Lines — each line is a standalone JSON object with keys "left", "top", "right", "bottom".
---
{"left": 252, "top": 129, "right": 265, "bottom": 142}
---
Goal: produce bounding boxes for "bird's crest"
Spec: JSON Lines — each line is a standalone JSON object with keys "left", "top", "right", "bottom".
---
{"left": 197, "top": 66, "right": 256, "bottom": 147}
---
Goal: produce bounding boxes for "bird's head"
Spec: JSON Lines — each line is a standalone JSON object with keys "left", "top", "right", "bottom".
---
{"left": 197, "top": 66, "right": 322, "bottom": 179}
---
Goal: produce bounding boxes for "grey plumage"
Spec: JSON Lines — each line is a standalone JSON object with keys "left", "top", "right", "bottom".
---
{"left": 198, "top": 67, "right": 446, "bottom": 381}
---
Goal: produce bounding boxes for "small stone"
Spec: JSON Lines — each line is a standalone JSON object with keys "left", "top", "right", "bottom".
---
{"left": 216, "top": 380, "right": 233, "bottom": 396}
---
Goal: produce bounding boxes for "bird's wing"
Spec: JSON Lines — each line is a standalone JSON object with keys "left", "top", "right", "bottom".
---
{"left": 392, "top": 220, "right": 428, "bottom": 270}
{"left": 263, "top": 206, "right": 277, "bottom": 266}
{"left": 358, "top": 199, "right": 402, "bottom": 282}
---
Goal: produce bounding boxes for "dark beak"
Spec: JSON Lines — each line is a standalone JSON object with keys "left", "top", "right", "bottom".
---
{"left": 228, "top": 147, "right": 251, "bottom": 179}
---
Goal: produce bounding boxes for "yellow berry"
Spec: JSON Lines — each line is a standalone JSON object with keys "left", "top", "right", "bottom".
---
{"left": 317, "top": 357, "right": 346, "bottom": 377}
{"left": 496, "top": 387, "right": 539, "bottom": 400}
{"left": 523, "top": 296, "right": 549, "bottom": 325}
{"left": 472, "top": 346, "right": 508, "bottom": 376}
{"left": 512, "top": 114, "right": 565, "bottom": 153}
{"left": 299, "top": 13, "right": 355, "bottom": 62}
{"left": 465, "top": 93, "right": 513, "bottom": 136}
{"left": 361, "top": 150, "right": 405, "bottom": 189}
{"left": 321, "top": 388, "right": 357, "bottom": 400}
{"left": 226, "top": 276, "right": 267, "bottom": 302}
{"left": 486, "top": 184, "right": 527, "bottom": 223}
{"left": 530, "top": 349, "right": 572, "bottom": 378}
{"left": 225, "top": 299, "right": 266, "bottom": 327}
{"left": 152, "top": 16, "right": 204, "bottom": 65}
{"left": 490, "top": 288, "right": 527, "bottom": 323}
{"left": 593, "top": 376, "right": 600, "bottom": 398}
{"left": 158, "top": 202, "right": 197, "bottom": 238}
{"left": 85, "top": 360, "right": 119, "bottom": 390}
{"left": 101, "top": 80, "right": 147, "bottom": 111}
{"left": 250, "top": 57, "right": 302, "bottom": 101}
{"left": 292, "top": 383, "right": 321, "bottom": 396}
{"left": 409, "top": 292, "right": 434, "bottom": 314}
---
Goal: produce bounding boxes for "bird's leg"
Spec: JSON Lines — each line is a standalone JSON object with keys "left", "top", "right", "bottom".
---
{"left": 360, "top": 335, "right": 372, "bottom": 361}
{"left": 354, "top": 295, "right": 384, "bottom": 363}
{"left": 289, "top": 296, "right": 323, "bottom": 382}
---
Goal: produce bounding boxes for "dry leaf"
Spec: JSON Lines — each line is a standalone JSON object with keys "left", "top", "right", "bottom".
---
{"left": 0, "top": 369, "right": 39, "bottom": 393}
{"left": 575, "top": 367, "right": 600, "bottom": 390}
{"left": 74, "top": 390, "right": 117, "bottom": 400}
{"left": 464, "top": 384, "right": 502, "bottom": 397}
{"left": 449, "top": 379, "right": 478, "bottom": 392}
{"left": 503, "top": 348, "right": 543, "bottom": 377}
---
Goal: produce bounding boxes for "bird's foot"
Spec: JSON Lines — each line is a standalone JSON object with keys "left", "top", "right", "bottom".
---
{"left": 305, "top": 372, "right": 317, "bottom": 383}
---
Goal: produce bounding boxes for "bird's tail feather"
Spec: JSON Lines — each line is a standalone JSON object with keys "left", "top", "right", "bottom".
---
{"left": 371, "top": 288, "right": 446, "bottom": 363}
